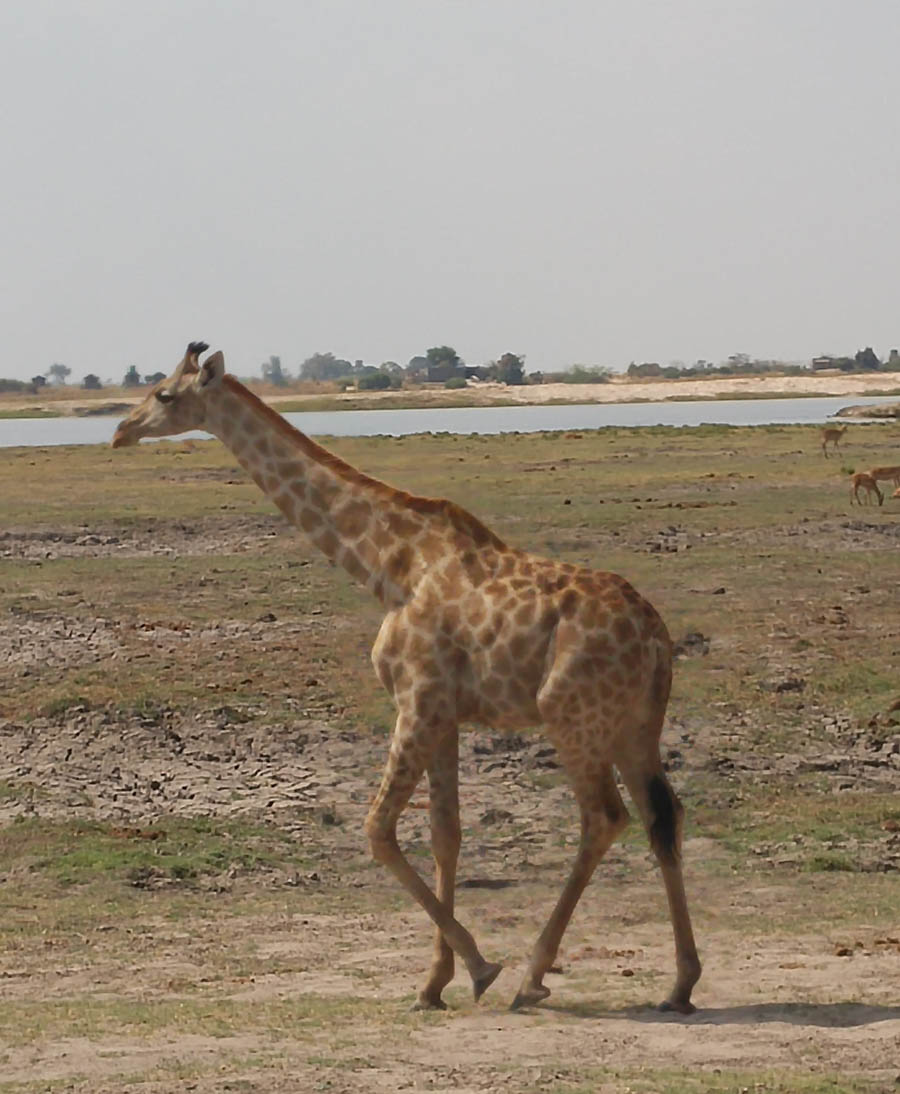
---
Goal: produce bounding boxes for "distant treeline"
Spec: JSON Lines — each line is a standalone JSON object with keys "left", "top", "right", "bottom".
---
{"left": 3, "top": 345, "right": 898, "bottom": 394}
{"left": 627, "top": 347, "right": 898, "bottom": 379}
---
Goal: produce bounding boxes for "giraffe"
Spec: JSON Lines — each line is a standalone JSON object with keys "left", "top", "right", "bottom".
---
{"left": 112, "top": 342, "right": 701, "bottom": 1014}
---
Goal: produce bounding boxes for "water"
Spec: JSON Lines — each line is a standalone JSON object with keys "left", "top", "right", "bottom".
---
{"left": 0, "top": 394, "right": 895, "bottom": 448}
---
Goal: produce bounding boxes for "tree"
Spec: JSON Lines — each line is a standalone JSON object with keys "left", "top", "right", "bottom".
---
{"left": 299, "top": 351, "right": 353, "bottom": 381}
{"left": 261, "top": 355, "right": 289, "bottom": 386}
{"left": 426, "top": 345, "right": 461, "bottom": 369}
{"left": 122, "top": 365, "right": 143, "bottom": 387}
{"left": 405, "top": 356, "right": 428, "bottom": 380}
{"left": 30, "top": 375, "right": 47, "bottom": 393}
{"left": 492, "top": 352, "right": 526, "bottom": 385}
{"left": 144, "top": 372, "right": 166, "bottom": 385}
{"left": 627, "top": 361, "right": 662, "bottom": 378}
{"left": 81, "top": 374, "right": 102, "bottom": 390}
{"left": 47, "top": 363, "right": 71, "bottom": 385}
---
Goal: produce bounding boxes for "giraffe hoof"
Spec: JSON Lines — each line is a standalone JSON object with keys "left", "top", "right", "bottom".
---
{"left": 509, "top": 983, "right": 551, "bottom": 1011}
{"left": 472, "top": 962, "right": 503, "bottom": 1002}
{"left": 658, "top": 998, "right": 696, "bottom": 1016}
{"left": 411, "top": 996, "right": 447, "bottom": 1012}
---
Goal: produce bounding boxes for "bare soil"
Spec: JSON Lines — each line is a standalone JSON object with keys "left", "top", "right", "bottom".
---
{"left": 2, "top": 676, "right": 899, "bottom": 1093}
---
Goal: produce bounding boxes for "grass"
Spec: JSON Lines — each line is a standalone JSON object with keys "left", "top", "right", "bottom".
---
{"left": 0, "top": 816, "right": 314, "bottom": 887}
{"left": 1, "top": 421, "right": 899, "bottom": 1089}
{"left": 0, "top": 407, "right": 58, "bottom": 419}
{"left": 623, "top": 1070, "right": 884, "bottom": 1094}
{"left": 0, "top": 992, "right": 409, "bottom": 1047}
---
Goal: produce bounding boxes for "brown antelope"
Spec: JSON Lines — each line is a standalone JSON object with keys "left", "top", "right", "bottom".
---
{"left": 849, "top": 471, "right": 883, "bottom": 506}
{"left": 821, "top": 424, "right": 847, "bottom": 457}
{"left": 867, "top": 465, "right": 900, "bottom": 488}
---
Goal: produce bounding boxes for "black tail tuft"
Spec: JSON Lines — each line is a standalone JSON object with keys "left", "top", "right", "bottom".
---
{"left": 187, "top": 341, "right": 209, "bottom": 356}
{"left": 648, "top": 774, "right": 678, "bottom": 864}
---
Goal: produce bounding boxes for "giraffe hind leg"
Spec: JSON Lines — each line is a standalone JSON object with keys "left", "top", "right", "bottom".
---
{"left": 512, "top": 756, "right": 629, "bottom": 1010}
{"left": 619, "top": 761, "right": 701, "bottom": 1013}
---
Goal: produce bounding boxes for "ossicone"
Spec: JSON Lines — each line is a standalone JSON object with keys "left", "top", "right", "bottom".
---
{"left": 175, "top": 340, "right": 209, "bottom": 377}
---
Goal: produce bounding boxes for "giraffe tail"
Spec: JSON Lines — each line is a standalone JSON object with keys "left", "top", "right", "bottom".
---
{"left": 647, "top": 774, "right": 679, "bottom": 865}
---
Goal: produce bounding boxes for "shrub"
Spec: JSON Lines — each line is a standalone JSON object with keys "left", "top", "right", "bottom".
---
{"left": 357, "top": 372, "right": 393, "bottom": 391}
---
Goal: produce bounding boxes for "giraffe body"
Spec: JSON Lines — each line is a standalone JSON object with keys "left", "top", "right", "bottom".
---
{"left": 373, "top": 553, "right": 667, "bottom": 741}
{"left": 112, "top": 343, "right": 701, "bottom": 1014}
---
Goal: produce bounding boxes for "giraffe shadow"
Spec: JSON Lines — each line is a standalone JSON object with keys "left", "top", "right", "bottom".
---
{"left": 543, "top": 1000, "right": 900, "bottom": 1028}
{"left": 458, "top": 878, "right": 518, "bottom": 890}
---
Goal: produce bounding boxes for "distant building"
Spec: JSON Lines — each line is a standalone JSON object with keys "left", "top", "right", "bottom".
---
{"left": 426, "top": 361, "right": 466, "bottom": 383}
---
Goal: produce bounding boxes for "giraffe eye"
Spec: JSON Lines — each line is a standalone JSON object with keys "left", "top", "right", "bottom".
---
{"left": 155, "top": 389, "right": 175, "bottom": 404}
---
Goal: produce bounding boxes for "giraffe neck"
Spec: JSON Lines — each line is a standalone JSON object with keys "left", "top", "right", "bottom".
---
{"left": 203, "top": 376, "right": 505, "bottom": 605}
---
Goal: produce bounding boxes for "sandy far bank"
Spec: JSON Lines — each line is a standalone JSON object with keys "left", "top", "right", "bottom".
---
{"left": 261, "top": 370, "right": 900, "bottom": 408}
{"left": 2, "top": 370, "right": 899, "bottom": 416}
{"left": 467, "top": 370, "right": 900, "bottom": 405}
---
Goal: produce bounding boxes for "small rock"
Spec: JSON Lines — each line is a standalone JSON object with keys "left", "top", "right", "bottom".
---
{"left": 673, "top": 632, "right": 710, "bottom": 658}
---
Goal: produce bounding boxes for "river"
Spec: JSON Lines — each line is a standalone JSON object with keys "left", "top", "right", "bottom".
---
{"left": 0, "top": 394, "right": 896, "bottom": 448}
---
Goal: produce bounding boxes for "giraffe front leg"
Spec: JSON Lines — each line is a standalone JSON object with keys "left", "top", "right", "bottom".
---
{"left": 365, "top": 715, "right": 502, "bottom": 1006}
{"left": 414, "top": 733, "right": 460, "bottom": 1010}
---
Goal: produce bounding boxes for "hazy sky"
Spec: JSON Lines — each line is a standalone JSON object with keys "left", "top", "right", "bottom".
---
{"left": 2, "top": 1, "right": 899, "bottom": 383}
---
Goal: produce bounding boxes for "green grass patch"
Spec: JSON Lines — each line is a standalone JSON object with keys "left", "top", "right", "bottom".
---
{"left": 623, "top": 1067, "right": 883, "bottom": 1094}
{"left": 0, "top": 992, "right": 410, "bottom": 1048}
{"left": 0, "top": 816, "right": 311, "bottom": 887}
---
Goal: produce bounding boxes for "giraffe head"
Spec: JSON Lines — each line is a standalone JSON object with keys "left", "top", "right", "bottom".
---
{"left": 111, "top": 341, "right": 225, "bottom": 447}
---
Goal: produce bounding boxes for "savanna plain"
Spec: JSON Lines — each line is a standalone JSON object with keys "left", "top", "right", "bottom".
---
{"left": 1, "top": 421, "right": 899, "bottom": 1094}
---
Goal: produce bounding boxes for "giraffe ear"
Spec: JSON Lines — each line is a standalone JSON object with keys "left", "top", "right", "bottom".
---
{"left": 199, "top": 351, "right": 225, "bottom": 388}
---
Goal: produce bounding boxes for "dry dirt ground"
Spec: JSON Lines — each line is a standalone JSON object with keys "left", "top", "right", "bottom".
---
{"left": 1, "top": 445, "right": 899, "bottom": 1092}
